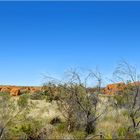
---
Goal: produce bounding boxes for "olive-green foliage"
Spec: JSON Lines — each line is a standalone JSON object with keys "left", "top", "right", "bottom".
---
{"left": 6, "top": 125, "right": 26, "bottom": 140}
{"left": 17, "top": 94, "right": 29, "bottom": 109}
{"left": 0, "top": 92, "right": 16, "bottom": 122}
{"left": 0, "top": 92, "right": 31, "bottom": 139}
{"left": 29, "top": 91, "right": 47, "bottom": 100}
{"left": 114, "top": 85, "right": 135, "bottom": 108}
{"left": 0, "top": 92, "right": 10, "bottom": 96}
{"left": 19, "top": 120, "right": 43, "bottom": 139}
{"left": 135, "top": 131, "right": 140, "bottom": 139}
{"left": 6, "top": 119, "right": 46, "bottom": 140}
{"left": 42, "top": 84, "right": 59, "bottom": 102}
{"left": 117, "top": 127, "right": 127, "bottom": 138}
{"left": 114, "top": 85, "right": 140, "bottom": 133}
{"left": 72, "top": 130, "right": 87, "bottom": 139}
{"left": 56, "top": 122, "right": 67, "bottom": 133}
{"left": 46, "top": 93, "right": 59, "bottom": 102}
{"left": 55, "top": 83, "right": 100, "bottom": 134}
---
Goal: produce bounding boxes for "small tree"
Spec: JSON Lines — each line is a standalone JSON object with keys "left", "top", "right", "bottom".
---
{"left": 113, "top": 61, "right": 140, "bottom": 135}
{"left": 45, "top": 69, "right": 107, "bottom": 135}
{"left": 0, "top": 93, "right": 30, "bottom": 139}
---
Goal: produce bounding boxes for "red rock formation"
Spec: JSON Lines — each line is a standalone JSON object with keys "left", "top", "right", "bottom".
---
{"left": 10, "top": 88, "right": 21, "bottom": 96}
{"left": 1, "top": 82, "right": 139, "bottom": 96}
{"left": 0, "top": 85, "right": 42, "bottom": 95}
{"left": 0, "top": 87, "right": 11, "bottom": 93}
{"left": 30, "top": 87, "right": 41, "bottom": 94}
{"left": 104, "top": 82, "right": 126, "bottom": 95}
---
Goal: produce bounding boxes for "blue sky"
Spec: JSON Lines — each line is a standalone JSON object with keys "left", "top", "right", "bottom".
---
{"left": 0, "top": 1, "right": 140, "bottom": 86}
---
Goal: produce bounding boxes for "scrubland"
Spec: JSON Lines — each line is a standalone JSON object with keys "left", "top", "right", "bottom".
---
{"left": 0, "top": 61, "right": 140, "bottom": 139}
{"left": 0, "top": 91, "right": 139, "bottom": 140}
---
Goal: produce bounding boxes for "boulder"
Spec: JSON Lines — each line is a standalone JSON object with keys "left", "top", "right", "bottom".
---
{"left": 10, "top": 88, "right": 21, "bottom": 96}
{"left": 0, "top": 87, "right": 10, "bottom": 93}
{"left": 104, "top": 83, "right": 126, "bottom": 94}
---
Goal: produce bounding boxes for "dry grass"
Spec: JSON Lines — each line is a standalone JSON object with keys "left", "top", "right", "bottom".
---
{"left": 96, "top": 107, "right": 130, "bottom": 138}
{"left": 28, "top": 99, "right": 64, "bottom": 123}
{"left": 4, "top": 94, "right": 135, "bottom": 139}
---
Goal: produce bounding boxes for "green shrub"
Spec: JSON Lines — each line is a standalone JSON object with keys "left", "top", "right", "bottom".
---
{"left": 17, "top": 94, "right": 29, "bottom": 109}
{"left": 19, "top": 120, "right": 43, "bottom": 139}
{"left": 117, "top": 127, "right": 127, "bottom": 137}
{"left": 122, "top": 110, "right": 129, "bottom": 117}
{"left": 45, "top": 93, "right": 59, "bottom": 102}
{"left": 135, "top": 131, "right": 140, "bottom": 139}
{"left": 0, "top": 92, "right": 10, "bottom": 96}
{"left": 30, "top": 92, "right": 46, "bottom": 100}
{"left": 45, "top": 95, "right": 54, "bottom": 102}
{"left": 72, "top": 130, "right": 87, "bottom": 139}
{"left": 56, "top": 122, "right": 67, "bottom": 133}
{"left": 104, "top": 134, "right": 113, "bottom": 139}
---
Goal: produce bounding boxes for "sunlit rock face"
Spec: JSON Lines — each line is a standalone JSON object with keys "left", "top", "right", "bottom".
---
{"left": 10, "top": 88, "right": 21, "bottom": 96}
{"left": 104, "top": 83, "right": 126, "bottom": 95}
{"left": 104, "top": 82, "right": 140, "bottom": 95}
{"left": 0, "top": 87, "right": 11, "bottom": 93}
{"left": 0, "top": 85, "right": 42, "bottom": 96}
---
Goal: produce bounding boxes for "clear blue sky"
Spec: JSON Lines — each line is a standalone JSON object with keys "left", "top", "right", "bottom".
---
{"left": 0, "top": 1, "right": 140, "bottom": 86}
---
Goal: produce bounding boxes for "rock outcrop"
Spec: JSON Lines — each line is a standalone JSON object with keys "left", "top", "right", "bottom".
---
{"left": 10, "top": 88, "right": 21, "bottom": 96}
{"left": 0, "top": 87, "right": 11, "bottom": 93}
{"left": 104, "top": 82, "right": 126, "bottom": 95}
{"left": 0, "top": 85, "right": 42, "bottom": 96}
{"left": 0, "top": 82, "right": 139, "bottom": 96}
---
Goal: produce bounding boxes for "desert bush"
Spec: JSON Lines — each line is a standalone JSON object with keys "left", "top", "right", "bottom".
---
{"left": 113, "top": 61, "right": 140, "bottom": 134}
{"left": 42, "top": 83, "right": 60, "bottom": 102}
{"left": 135, "top": 130, "right": 140, "bottom": 139}
{"left": 0, "top": 93, "right": 15, "bottom": 139}
{"left": 117, "top": 127, "right": 127, "bottom": 138}
{"left": 50, "top": 116, "right": 61, "bottom": 125}
{"left": 46, "top": 93, "right": 59, "bottom": 102}
{"left": 5, "top": 124, "right": 26, "bottom": 140}
{"left": 72, "top": 130, "right": 87, "bottom": 139}
{"left": 56, "top": 122, "right": 67, "bottom": 133}
{"left": 44, "top": 69, "right": 107, "bottom": 135}
{"left": 30, "top": 91, "right": 46, "bottom": 100}
{"left": 29, "top": 89, "right": 59, "bottom": 102}
{"left": 0, "top": 92, "right": 9, "bottom": 96}
{"left": 19, "top": 119, "right": 45, "bottom": 140}
{"left": 0, "top": 91, "right": 31, "bottom": 139}
{"left": 18, "top": 94, "right": 29, "bottom": 109}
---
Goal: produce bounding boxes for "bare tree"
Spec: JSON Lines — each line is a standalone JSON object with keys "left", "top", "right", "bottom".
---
{"left": 113, "top": 60, "right": 140, "bottom": 133}
{"left": 44, "top": 69, "right": 107, "bottom": 135}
